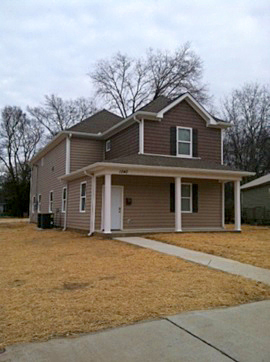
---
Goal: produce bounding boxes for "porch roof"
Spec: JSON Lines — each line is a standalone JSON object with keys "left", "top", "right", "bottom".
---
{"left": 59, "top": 154, "right": 254, "bottom": 182}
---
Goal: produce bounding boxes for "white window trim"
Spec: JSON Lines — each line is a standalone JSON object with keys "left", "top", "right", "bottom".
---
{"left": 49, "top": 190, "right": 54, "bottom": 213}
{"left": 80, "top": 181, "right": 87, "bottom": 213}
{"left": 181, "top": 183, "right": 192, "bottom": 213}
{"left": 32, "top": 195, "right": 36, "bottom": 214}
{"left": 105, "top": 140, "right": 111, "bottom": 152}
{"left": 38, "top": 194, "right": 41, "bottom": 213}
{"left": 62, "top": 187, "right": 67, "bottom": 213}
{"left": 176, "top": 126, "right": 193, "bottom": 158}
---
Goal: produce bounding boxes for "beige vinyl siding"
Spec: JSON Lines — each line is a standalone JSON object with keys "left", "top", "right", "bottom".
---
{"left": 66, "top": 176, "right": 91, "bottom": 231}
{"left": 144, "top": 100, "right": 221, "bottom": 163}
{"left": 95, "top": 175, "right": 222, "bottom": 230}
{"left": 30, "top": 139, "right": 66, "bottom": 227}
{"left": 105, "top": 123, "right": 139, "bottom": 160}
{"left": 70, "top": 138, "right": 103, "bottom": 172}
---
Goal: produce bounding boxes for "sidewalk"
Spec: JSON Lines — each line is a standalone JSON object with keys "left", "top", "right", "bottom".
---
{"left": 116, "top": 236, "right": 270, "bottom": 285}
{"left": 1, "top": 301, "right": 269, "bottom": 362}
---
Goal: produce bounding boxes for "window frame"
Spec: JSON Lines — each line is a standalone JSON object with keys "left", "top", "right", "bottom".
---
{"left": 79, "top": 182, "right": 87, "bottom": 213}
{"left": 37, "top": 194, "right": 41, "bottom": 213}
{"left": 49, "top": 190, "right": 54, "bottom": 213}
{"left": 105, "top": 140, "right": 111, "bottom": 152}
{"left": 176, "top": 126, "right": 193, "bottom": 158}
{"left": 181, "top": 183, "right": 193, "bottom": 213}
{"left": 62, "top": 187, "right": 67, "bottom": 213}
{"left": 32, "top": 195, "right": 36, "bottom": 214}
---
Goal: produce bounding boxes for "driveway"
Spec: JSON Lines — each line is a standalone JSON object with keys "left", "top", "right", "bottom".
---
{"left": 1, "top": 301, "right": 269, "bottom": 362}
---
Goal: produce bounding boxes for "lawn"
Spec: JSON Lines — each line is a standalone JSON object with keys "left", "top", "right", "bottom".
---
{"left": 1, "top": 222, "right": 270, "bottom": 348}
{"left": 147, "top": 225, "right": 270, "bottom": 269}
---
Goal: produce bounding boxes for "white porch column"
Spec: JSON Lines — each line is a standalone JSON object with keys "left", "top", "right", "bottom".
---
{"left": 175, "top": 177, "right": 182, "bottom": 232}
{"left": 234, "top": 180, "right": 241, "bottom": 231}
{"left": 221, "top": 182, "right": 225, "bottom": 228}
{"left": 104, "top": 174, "right": 111, "bottom": 233}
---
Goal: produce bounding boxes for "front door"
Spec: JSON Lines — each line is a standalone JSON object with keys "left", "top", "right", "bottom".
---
{"left": 111, "top": 186, "right": 123, "bottom": 230}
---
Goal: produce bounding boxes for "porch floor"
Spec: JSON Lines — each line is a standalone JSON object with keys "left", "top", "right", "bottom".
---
{"left": 94, "top": 227, "right": 240, "bottom": 238}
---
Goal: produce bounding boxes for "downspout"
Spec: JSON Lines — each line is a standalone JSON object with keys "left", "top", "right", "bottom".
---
{"left": 134, "top": 115, "right": 144, "bottom": 154}
{"left": 63, "top": 182, "right": 68, "bottom": 231}
{"left": 84, "top": 170, "right": 96, "bottom": 236}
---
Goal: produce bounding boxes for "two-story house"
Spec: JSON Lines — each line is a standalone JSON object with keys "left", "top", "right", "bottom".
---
{"left": 30, "top": 93, "right": 252, "bottom": 235}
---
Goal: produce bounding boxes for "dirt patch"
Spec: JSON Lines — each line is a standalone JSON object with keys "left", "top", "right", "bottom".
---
{"left": 147, "top": 224, "right": 270, "bottom": 269}
{"left": 0, "top": 222, "right": 270, "bottom": 348}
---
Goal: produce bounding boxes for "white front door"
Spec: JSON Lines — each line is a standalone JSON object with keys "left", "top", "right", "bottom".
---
{"left": 111, "top": 186, "right": 123, "bottom": 230}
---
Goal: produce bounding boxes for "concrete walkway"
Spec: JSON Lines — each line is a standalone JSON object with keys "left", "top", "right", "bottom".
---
{"left": 116, "top": 236, "right": 270, "bottom": 285}
{"left": 1, "top": 301, "right": 270, "bottom": 362}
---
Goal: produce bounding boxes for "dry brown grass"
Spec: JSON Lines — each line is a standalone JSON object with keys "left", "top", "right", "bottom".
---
{"left": 148, "top": 225, "right": 270, "bottom": 269}
{"left": 1, "top": 222, "right": 270, "bottom": 348}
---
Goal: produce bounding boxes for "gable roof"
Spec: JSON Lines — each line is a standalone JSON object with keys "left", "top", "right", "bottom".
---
{"left": 139, "top": 95, "right": 174, "bottom": 112}
{"left": 68, "top": 109, "right": 123, "bottom": 134}
{"left": 241, "top": 174, "right": 270, "bottom": 190}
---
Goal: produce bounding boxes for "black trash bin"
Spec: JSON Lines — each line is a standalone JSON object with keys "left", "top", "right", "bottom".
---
{"left": 37, "top": 213, "right": 42, "bottom": 228}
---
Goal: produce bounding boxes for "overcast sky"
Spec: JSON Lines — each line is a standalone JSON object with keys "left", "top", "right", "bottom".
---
{"left": 0, "top": 0, "right": 269, "bottom": 111}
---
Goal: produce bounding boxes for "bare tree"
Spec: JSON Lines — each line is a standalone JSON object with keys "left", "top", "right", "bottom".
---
{"left": 28, "top": 94, "right": 97, "bottom": 138}
{"left": 89, "top": 43, "right": 209, "bottom": 118}
{"left": 0, "top": 106, "right": 43, "bottom": 216}
{"left": 223, "top": 83, "right": 270, "bottom": 178}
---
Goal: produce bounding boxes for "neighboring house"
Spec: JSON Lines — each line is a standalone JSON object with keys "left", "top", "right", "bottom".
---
{"left": 241, "top": 174, "right": 270, "bottom": 224}
{"left": 30, "top": 93, "right": 252, "bottom": 234}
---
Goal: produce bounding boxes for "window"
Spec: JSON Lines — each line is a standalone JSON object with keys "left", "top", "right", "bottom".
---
{"left": 181, "top": 184, "right": 192, "bottom": 213}
{"left": 80, "top": 182, "right": 86, "bottom": 212}
{"left": 106, "top": 140, "right": 111, "bottom": 152}
{"left": 38, "top": 194, "right": 41, "bottom": 213}
{"left": 32, "top": 195, "right": 36, "bottom": 213}
{"left": 170, "top": 183, "right": 195, "bottom": 213}
{"left": 62, "top": 187, "right": 67, "bottom": 213}
{"left": 177, "top": 127, "right": 192, "bottom": 157}
{"left": 49, "top": 191, "right": 54, "bottom": 213}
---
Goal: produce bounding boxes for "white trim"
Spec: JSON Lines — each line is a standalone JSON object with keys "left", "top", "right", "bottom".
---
{"left": 49, "top": 190, "right": 54, "bottom": 213}
{"left": 103, "top": 174, "right": 112, "bottom": 233}
{"left": 63, "top": 184, "right": 68, "bottom": 230}
{"left": 62, "top": 187, "right": 67, "bottom": 213}
{"left": 65, "top": 136, "right": 71, "bottom": 174}
{"left": 176, "top": 126, "right": 193, "bottom": 158}
{"left": 143, "top": 152, "right": 201, "bottom": 160}
{"left": 89, "top": 176, "right": 96, "bottom": 235}
{"left": 175, "top": 177, "right": 182, "bottom": 231}
{"left": 181, "top": 183, "right": 192, "bottom": 213}
{"left": 79, "top": 181, "right": 87, "bottom": 213}
{"left": 37, "top": 194, "right": 41, "bottom": 213}
{"left": 221, "top": 129, "right": 224, "bottom": 165}
{"left": 234, "top": 180, "right": 241, "bottom": 231}
{"left": 139, "top": 119, "right": 144, "bottom": 154}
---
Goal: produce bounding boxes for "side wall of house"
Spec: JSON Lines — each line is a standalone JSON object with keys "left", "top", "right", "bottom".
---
{"left": 30, "top": 139, "right": 66, "bottom": 227}
{"left": 242, "top": 185, "right": 270, "bottom": 209}
{"left": 70, "top": 137, "right": 104, "bottom": 172}
{"left": 104, "top": 123, "right": 139, "bottom": 160}
{"left": 95, "top": 175, "right": 222, "bottom": 230}
{"left": 66, "top": 176, "right": 92, "bottom": 231}
{"left": 144, "top": 100, "right": 221, "bottom": 163}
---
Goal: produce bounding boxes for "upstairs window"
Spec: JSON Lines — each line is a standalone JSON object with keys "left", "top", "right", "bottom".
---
{"left": 32, "top": 195, "right": 36, "bottom": 213}
{"left": 80, "top": 182, "right": 86, "bottom": 212}
{"left": 49, "top": 191, "right": 54, "bottom": 213}
{"left": 106, "top": 140, "right": 111, "bottom": 152}
{"left": 38, "top": 194, "right": 41, "bottom": 213}
{"left": 62, "top": 187, "right": 67, "bottom": 213}
{"left": 177, "top": 127, "right": 192, "bottom": 158}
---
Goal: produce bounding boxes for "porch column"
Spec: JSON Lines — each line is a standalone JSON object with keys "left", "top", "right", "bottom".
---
{"left": 104, "top": 174, "right": 111, "bottom": 233}
{"left": 175, "top": 177, "right": 182, "bottom": 232}
{"left": 234, "top": 180, "right": 241, "bottom": 231}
